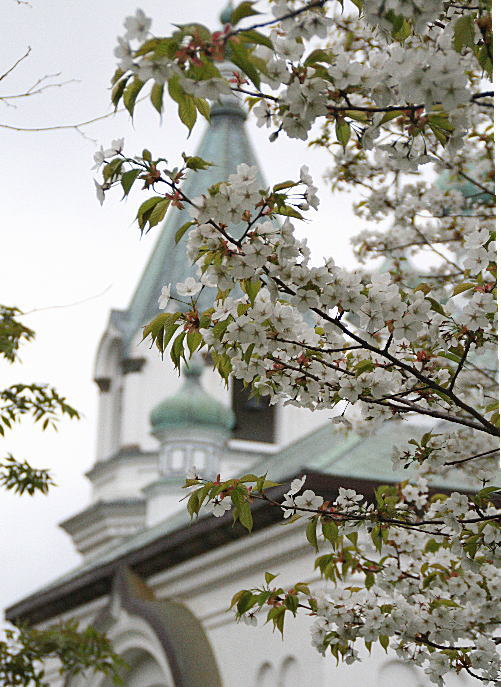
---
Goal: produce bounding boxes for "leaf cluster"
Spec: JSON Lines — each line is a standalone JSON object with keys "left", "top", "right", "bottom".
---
{"left": 0, "top": 622, "right": 125, "bottom": 687}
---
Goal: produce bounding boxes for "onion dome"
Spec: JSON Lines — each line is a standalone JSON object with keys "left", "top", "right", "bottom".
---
{"left": 150, "top": 361, "right": 235, "bottom": 433}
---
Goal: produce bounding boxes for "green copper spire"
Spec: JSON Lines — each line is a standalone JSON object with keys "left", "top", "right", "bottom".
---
{"left": 118, "top": 77, "right": 266, "bottom": 351}
{"left": 150, "top": 361, "right": 235, "bottom": 433}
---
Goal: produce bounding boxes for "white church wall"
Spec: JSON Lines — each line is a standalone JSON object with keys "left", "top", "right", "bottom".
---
{"left": 31, "top": 514, "right": 477, "bottom": 687}
{"left": 94, "top": 339, "right": 123, "bottom": 462}
{"left": 147, "top": 518, "right": 477, "bottom": 687}
{"left": 276, "top": 403, "right": 334, "bottom": 450}
{"left": 90, "top": 454, "right": 158, "bottom": 502}
{"left": 121, "top": 338, "right": 181, "bottom": 453}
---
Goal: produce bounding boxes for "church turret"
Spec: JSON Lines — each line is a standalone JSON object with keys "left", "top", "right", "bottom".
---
{"left": 90, "top": 59, "right": 266, "bottom": 460}
{"left": 144, "top": 360, "right": 235, "bottom": 526}
{"left": 61, "top": 15, "right": 275, "bottom": 559}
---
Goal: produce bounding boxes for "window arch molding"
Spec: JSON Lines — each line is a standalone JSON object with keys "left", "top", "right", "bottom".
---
{"left": 278, "top": 655, "right": 302, "bottom": 686}
{"left": 255, "top": 661, "right": 276, "bottom": 687}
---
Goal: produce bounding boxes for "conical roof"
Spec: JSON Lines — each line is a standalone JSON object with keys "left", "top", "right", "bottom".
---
{"left": 120, "top": 97, "right": 266, "bottom": 351}
{"left": 150, "top": 360, "right": 235, "bottom": 433}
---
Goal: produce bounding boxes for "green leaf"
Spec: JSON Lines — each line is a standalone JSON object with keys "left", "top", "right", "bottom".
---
{"left": 162, "top": 322, "right": 180, "bottom": 352}
{"left": 184, "top": 155, "right": 213, "bottom": 170}
{"left": 267, "top": 605, "right": 286, "bottom": 636}
{"left": 344, "top": 109, "right": 370, "bottom": 123}
{"left": 272, "top": 180, "right": 297, "bottom": 192}
{"left": 236, "top": 590, "right": 255, "bottom": 615}
{"left": 452, "top": 282, "right": 476, "bottom": 296}
{"left": 137, "top": 196, "right": 165, "bottom": 230}
{"left": 175, "top": 220, "right": 196, "bottom": 244}
{"left": 453, "top": 15, "right": 476, "bottom": 53}
{"left": 426, "top": 297, "right": 447, "bottom": 317}
{"left": 241, "top": 278, "right": 261, "bottom": 305}
{"left": 111, "top": 77, "right": 128, "bottom": 109}
{"left": 135, "top": 38, "right": 161, "bottom": 56}
{"left": 281, "top": 513, "right": 302, "bottom": 525}
{"left": 187, "top": 489, "right": 201, "bottom": 518}
{"left": 428, "top": 114, "right": 454, "bottom": 132}
{"left": 365, "top": 572, "right": 375, "bottom": 589}
{"left": 173, "top": 22, "right": 212, "bottom": 41}
{"left": 393, "top": 18, "right": 411, "bottom": 41}
{"left": 238, "top": 473, "right": 259, "bottom": 483}
{"left": 238, "top": 501, "right": 253, "bottom": 533}
{"left": 147, "top": 198, "right": 170, "bottom": 230}
{"left": 335, "top": 119, "right": 351, "bottom": 148}
{"left": 170, "top": 331, "right": 186, "bottom": 368}
{"left": 102, "top": 157, "right": 123, "bottom": 182}
{"left": 231, "top": 1, "right": 261, "bottom": 26}
{"left": 110, "top": 66, "right": 125, "bottom": 85}
{"left": 187, "top": 330, "right": 202, "bottom": 356}
{"left": 379, "top": 635, "right": 390, "bottom": 652}
{"left": 304, "top": 49, "right": 332, "bottom": 67}
{"left": 306, "top": 517, "right": 319, "bottom": 552}
{"left": 264, "top": 572, "right": 278, "bottom": 585}
{"left": 168, "top": 75, "right": 185, "bottom": 104}
{"left": 153, "top": 37, "right": 179, "bottom": 59}
{"left": 123, "top": 78, "right": 145, "bottom": 116}
{"left": 240, "top": 29, "right": 273, "bottom": 50}
{"left": 285, "top": 593, "right": 299, "bottom": 614}
{"left": 194, "top": 97, "right": 211, "bottom": 122}
{"left": 322, "top": 520, "right": 339, "bottom": 547}
{"left": 380, "top": 110, "right": 405, "bottom": 124}
{"left": 179, "top": 95, "right": 197, "bottom": 133}
{"left": 142, "top": 312, "right": 180, "bottom": 353}
{"left": 150, "top": 82, "right": 164, "bottom": 114}
{"left": 230, "top": 41, "right": 261, "bottom": 89}
{"left": 438, "top": 351, "right": 462, "bottom": 364}
{"left": 275, "top": 205, "right": 304, "bottom": 220}
{"left": 229, "top": 589, "right": 246, "bottom": 609}
{"left": 121, "top": 169, "right": 141, "bottom": 197}
{"left": 354, "top": 359, "right": 375, "bottom": 376}
{"left": 477, "top": 485, "right": 501, "bottom": 500}
{"left": 371, "top": 526, "right": 384, "bottom": 553}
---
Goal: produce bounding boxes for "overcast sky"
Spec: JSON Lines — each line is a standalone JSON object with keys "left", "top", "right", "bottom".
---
{"left": 0, "top": 0, "right": 368, "bottom": 620}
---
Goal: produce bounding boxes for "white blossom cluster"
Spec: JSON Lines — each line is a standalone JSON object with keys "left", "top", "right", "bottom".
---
{"left": 100, "top": 1, "right": 497, "bottom": 680}
{"left": 172, "top": 154, "right": 498, "bottom": 680}
{"left": 178, "top": 163, "right": 497, "bottom": 438}
{"left": 281, "top": 477, "right": 501, "bottom": 685}
{"left": 114, "top": 0, "right": 490, "bottom": 171}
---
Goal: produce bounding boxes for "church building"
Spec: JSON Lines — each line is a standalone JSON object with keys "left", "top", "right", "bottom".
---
{"left": 6, "top": 10, "right": 474, "bottom": 685}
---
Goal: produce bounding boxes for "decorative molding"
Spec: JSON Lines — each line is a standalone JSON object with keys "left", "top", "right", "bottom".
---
{"left": 89, "top": 567, "right": 223, "bottom": 687}
{"left": 121, "top": 357, "right": 146, "bottom": 374}
{"left": 85, "top": 449, "right": 157, "bottom": 480}
{"left": 60, "top": 499, "right": 146, "bottom": 558}
{"left": 94, "top": 377, "right": 111, "bottom": 393}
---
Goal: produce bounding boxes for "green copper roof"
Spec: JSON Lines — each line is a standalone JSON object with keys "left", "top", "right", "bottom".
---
{"left": 120, "top": 97, "right": 266, "bottom": 351}
{"left": 249, "top": 420, "right": 491, "bottom": 491}
{"left": 150, "top": 361, "right": 235, "bottom": 433}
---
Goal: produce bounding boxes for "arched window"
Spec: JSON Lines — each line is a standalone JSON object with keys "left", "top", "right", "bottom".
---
{"left": 94, "top": 335, "right": 123, "bottom": 460}
{"left": 232, "top": 378, "right": 275, "bottom": 443}
{"left": 255, "top": 661, "right": 276, "bottom": 687}
{"left": 278, "top": 656, "right": 302, "bottom": 686}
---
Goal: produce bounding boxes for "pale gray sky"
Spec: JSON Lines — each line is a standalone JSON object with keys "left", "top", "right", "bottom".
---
{"left": 1, "top": 0, "right": 364, "bottom": 619}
